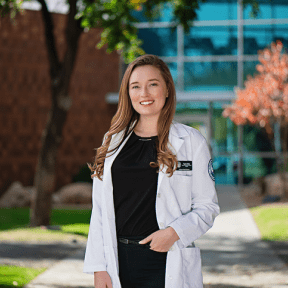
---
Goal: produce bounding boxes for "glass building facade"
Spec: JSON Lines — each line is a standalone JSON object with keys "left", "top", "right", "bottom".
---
{"left": 131, "top": 0, "right": 288, "bottom": 185}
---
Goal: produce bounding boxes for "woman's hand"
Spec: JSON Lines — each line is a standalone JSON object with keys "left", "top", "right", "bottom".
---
{"left": 139, "top": 227, "right": 180, "bottom": 252}
{"left": 94, "top": 271, "right": 113, "bottom": 288}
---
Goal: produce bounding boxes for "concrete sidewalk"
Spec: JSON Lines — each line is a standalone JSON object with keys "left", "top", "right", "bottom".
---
{"left": 196, "top": 185, "right": 288, "bottom": 288}
{"left": 25, "top": 185, "right": 288, "bottom": 288}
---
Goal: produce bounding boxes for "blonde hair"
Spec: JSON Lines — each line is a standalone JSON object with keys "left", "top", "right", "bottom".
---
{"left": 89, "top": 54, "right": 178, "bottom": 180}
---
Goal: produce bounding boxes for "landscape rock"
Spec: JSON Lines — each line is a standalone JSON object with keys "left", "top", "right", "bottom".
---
{"left": 52, "top": 182, "right": 92, "bottom": 205}
{"left": 241, "top": 182, "right": 261, "bottom": 196}
{"left": 264, "top": 172, "right": 288, "bottom": 196}
{"left": 243, "top": 172, "right": 288, "bottom": 198}
{"left": 0, "top": 181, "right": 32, "bottom": 208}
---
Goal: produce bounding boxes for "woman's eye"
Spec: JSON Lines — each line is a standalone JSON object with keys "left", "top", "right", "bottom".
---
{"left": 132, "top": 86, "right": 139, "bottom": 89}
{"left": 151, "top": 83, "right": 158, "bottom": 86}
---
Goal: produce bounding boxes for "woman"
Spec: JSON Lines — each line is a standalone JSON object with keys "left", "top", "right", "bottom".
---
{"left": 83, "top": 54, "right": 220, "bottom": 288}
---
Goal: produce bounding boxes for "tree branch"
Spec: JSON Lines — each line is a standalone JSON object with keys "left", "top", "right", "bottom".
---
{"left": 37, "top": 0, "right": 60, "bottom": 80}
{"left": 61, "top": 0, "right": 83, "bottom": 92}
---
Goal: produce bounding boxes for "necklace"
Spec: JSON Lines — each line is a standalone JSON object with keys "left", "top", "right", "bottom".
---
{"left": 139, "top": 138, "right": 152, "bottom": 141}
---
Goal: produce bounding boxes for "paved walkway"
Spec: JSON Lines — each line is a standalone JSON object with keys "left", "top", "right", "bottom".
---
{"left": 23, "top": 185, "right": 287, "bottom": 288}
{"left": 196, "top": 185, "right": 288, "bottom": 288}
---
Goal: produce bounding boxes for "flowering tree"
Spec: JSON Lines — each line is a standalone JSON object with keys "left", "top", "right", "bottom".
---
{"left": 223, "top": 41, "right": 288, "bottom": 197}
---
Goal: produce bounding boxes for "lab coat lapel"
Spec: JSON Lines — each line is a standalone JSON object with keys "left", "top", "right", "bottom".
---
{"left": 157, "top": 123, "right": 185, "bottom": 192}
{"left": 101, "top": 128, "right": 134, "bottom": 250}
{"left": 101, "top": 122, "right": 185, "bottom": 247}
{"left": 102, "top": 129, "right": 133, "bottom": 219}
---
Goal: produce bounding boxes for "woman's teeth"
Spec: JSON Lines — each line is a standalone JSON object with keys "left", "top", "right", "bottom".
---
{"left": 140, "top": 101, "right": 154, "bottom": 105}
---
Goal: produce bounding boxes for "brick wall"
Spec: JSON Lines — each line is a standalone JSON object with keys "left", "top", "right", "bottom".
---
{"left": 0, "top": 9, "right": 119, "bottom": 194}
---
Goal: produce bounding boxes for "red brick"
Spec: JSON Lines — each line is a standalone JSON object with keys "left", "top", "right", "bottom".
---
{"left": 0, "top": 9, "right": 119, "bottom": 194}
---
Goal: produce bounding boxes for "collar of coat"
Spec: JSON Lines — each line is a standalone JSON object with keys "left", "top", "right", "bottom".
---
{"left": 107, "top": 120, "right": 188, "bottom": 173}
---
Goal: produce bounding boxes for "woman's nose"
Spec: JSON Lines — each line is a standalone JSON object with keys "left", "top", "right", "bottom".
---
{"left": 140, "top": 86, "right": 149, "bottom": 97}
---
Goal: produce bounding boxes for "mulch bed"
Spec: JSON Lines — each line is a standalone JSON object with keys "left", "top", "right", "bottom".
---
{"left": 239, "top": 187, "right": 288, "bottom": 209}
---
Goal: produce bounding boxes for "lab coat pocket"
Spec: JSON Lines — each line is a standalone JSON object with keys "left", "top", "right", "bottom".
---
{"left": 181, "top": 247, "right": 203, "bottom": 288}
{"left": 171, "top": 175, "right": 192, "bottom": 214}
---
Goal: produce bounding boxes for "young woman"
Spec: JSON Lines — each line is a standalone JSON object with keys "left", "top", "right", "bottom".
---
{"left": 83, "top": 54, "right": 220, "bottom": 288}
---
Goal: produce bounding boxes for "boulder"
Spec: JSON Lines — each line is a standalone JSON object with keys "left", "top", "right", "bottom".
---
{"left": 0, "top": 181, "right": 33, "bottom": 208}
{"left": 241, "top": 182, "right": 261, "bottom": 196}
{"left": 242, "top": 172, "right": 288, "bottom": 198}
{"left": 264, "top": 172, "right": 288, "bottom": 196}
{"left": 53, "top": 182, "right": 92, "bottom": 205}
{"left": 241, "top": 172, "right": 288, "bottom": 198}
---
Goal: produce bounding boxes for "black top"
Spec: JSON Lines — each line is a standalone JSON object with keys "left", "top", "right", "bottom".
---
{"left": 111, "top": 131, "right": 159, "bottom": 237}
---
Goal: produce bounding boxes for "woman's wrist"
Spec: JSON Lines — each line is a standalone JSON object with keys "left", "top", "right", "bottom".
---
{"left": 167, "top": 226, "right": 180, "bottom": 241}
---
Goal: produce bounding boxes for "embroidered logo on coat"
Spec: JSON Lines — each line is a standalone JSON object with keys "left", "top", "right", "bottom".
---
{"left": 208, "top": 159, "right": 215, "bottom": 181}
{"left": 176, "top": 161, "right": 192, "bottom": 171}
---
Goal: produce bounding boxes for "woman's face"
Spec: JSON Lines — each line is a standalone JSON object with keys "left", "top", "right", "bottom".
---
{"left": 128, "top": 65, "right": 168, "bottom": 121}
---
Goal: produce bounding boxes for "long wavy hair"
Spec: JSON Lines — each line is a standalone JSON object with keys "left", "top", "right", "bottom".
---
{"left": 89, "top": 54, "right": 178, "bottom": 180}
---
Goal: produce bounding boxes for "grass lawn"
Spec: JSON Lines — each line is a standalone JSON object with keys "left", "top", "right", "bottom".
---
{"left": 0, "top": 265, "right": 46, "bottom": 288}
{"left": 0, "top": 208, "right": 92, "bottom": 287}
{"left": 0, "top": 208, "right": 91, "bottom": 241}
{"left": 0, "top": 224, "right": 89, "bottom": 242}
{"left": 0, "top": 207, "right": 92, "bottom": 231}
{"left": 250, "top": 205, "right": 288, "bottom": 241}
{"left": 0, "top": 206, "right": 287, "bottom": 287}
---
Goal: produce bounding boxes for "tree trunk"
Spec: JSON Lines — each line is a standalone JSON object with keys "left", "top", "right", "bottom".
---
{"left": 282, "top": 121, "right": 288, "bottom": 198}
{"left": 30, "top": 0, "right": 83, "bottom": 226}
{"left": 30, "top": 105, "right": 71, "bottom": 226}
{"left": 276, "top": 118, "right": 287, "bottom": 199}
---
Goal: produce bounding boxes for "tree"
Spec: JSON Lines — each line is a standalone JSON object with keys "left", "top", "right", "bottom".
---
{"left": 0, "top": 0, "right": 259, "bottom": 226}
{"left": 223, "top": 41, "right": 288, "bottom": 198}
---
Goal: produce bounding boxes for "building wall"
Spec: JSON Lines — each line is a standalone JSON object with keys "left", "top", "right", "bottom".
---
{"left": 0, "top": 9, "right": 119, "bottom": 194}
{"left": 134, "top": 1, "right": 288, "bottom": 185}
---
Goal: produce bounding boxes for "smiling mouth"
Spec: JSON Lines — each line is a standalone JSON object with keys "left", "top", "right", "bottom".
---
{"left": 140, "top": 101, "right": 154, "bottom": 105}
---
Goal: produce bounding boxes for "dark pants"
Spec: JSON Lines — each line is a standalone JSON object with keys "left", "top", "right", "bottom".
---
{"left": 117, "top": 235, "right": 167, "bottom": 288}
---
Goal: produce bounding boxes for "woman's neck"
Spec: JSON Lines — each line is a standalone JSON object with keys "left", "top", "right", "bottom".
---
{"left": 134, "top": 116, "right": 158, "bottom": 137}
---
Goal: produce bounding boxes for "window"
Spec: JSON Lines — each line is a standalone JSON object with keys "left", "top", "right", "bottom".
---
{"left": 184, "top": 26, "right": 238, "bottom": 56}
{"left": 197, "top": 0, "right": 237, "bottom": 21}
{"left": 244, "top": 24, "right": 288, "bottom": 55}
{"left": 184, "top": 62, "right": 237, "bottom": 91}
{"left": 138, "top": 28, "right": 177, "bottom": 57}
{"left": 244, "top": 0, "right": 288, "bottom": 20}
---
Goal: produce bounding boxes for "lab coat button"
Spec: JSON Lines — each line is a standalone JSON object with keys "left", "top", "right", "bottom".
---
{"left": 169, "top": 246, "right": 175, "bottom": 251}
{"left": 157, "top": 193, "right": 161, "bottom": 198}
{"left": 159, "top": 222, "right": 164, "bottom": 228}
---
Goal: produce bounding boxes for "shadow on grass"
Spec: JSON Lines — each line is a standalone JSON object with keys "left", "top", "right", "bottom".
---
{"left": 64, "top": 231, "right": 87, "bottom": 237}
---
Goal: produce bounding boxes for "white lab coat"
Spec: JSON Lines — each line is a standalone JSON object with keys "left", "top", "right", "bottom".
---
{"left": 83, "top": 120, "right": 220, "bottom": 288}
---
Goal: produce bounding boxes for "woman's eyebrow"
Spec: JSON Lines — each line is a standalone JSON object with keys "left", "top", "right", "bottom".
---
{"left": 129, "top": 79, "right": 160, "bottom": 85}
{"left": 129, "top": 81, "right": 139, "bottom": 85}
{"left": 148, "top": 78, "right": 160, "bottom": 81}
